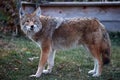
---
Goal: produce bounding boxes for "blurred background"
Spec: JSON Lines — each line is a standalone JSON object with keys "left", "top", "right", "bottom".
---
{"left": 0, "top": 0, "right": 119, "bottom": 36}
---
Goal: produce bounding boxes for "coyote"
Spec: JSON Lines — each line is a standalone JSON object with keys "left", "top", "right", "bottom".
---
{"left": 19, "top": 7, "right": 111, "bottom": 78}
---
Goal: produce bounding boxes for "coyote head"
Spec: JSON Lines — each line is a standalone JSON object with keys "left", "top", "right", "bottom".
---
{"left": 19, "top": 7, "right": 42, "bottom": 35}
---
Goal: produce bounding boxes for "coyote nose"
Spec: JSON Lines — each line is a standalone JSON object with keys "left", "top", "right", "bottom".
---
{"left": 30, "top": 25, "right": 34, "bottom": 30}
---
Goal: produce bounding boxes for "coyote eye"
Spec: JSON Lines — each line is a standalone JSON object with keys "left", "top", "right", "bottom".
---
{"left": 34, "top": 21, "right": 38, "bottom": 24}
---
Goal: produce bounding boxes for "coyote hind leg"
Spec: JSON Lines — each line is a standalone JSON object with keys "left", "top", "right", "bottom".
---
{"left": 88, "top": 58, "right": 97, "bottom": 74}
{"left": 88, "top": 45, "right": 103, "bottom": 77}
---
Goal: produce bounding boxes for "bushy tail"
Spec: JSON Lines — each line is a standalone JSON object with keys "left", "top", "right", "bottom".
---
{"left": 101, "top": 30, "right": 111, "bottom": 65}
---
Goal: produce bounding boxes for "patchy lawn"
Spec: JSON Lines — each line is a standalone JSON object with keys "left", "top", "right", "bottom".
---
{"left": 0, "top": 33, "right": 120, "bottom": 80}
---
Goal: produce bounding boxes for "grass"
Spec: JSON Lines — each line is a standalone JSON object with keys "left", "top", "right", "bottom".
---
{"left": 0, "top": 33, "right": 120, "bottom": 80}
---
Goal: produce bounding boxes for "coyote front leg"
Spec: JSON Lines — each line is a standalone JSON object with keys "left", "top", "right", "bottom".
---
{"left": 43, "top": 50, "right": 56, "bottom": 74}
{"left": 30, "top": 41, "right": 51, "bottom": 78}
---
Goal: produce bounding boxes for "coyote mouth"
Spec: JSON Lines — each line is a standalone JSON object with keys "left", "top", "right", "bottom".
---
{"left": 25, "top": 25, "right": 40, "bottom": 34}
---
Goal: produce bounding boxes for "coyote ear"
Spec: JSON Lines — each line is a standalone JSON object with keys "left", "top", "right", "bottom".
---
{"left": 19, "top": 8, "right": 25, "bottom": 18}
{"left": 35, "top": 7, "right": 41, "bottom": 17}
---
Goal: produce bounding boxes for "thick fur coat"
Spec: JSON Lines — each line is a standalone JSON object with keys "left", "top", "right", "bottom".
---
{"left": 19, "top": 7, "right": 111, "bottom": 78}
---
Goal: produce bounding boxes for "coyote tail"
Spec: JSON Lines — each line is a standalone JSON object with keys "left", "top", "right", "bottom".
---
{"left": 101, "top": 30, "right": 111, "bottom": 65}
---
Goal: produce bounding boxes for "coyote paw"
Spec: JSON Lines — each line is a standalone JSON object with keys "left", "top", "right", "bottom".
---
{"left": 88, "top": 70, "right": 96, "bottom": 74}
{"left": 29, "top": 74, "right": 41, "bottom": 78}
{"left": 43, "top": 69, "right": 51, "bottom": 74}
{"left": 92, "top": 73, "right": 101, "bottom": 77}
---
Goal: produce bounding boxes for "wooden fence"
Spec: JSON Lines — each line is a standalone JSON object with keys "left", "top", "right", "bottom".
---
{"left": 22, "top": 1, "right": 120, "bottom": 32}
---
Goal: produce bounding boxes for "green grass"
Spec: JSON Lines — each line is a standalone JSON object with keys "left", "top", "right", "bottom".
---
{"left": 0, "top": 33, "right": 120, "bottom": 80}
